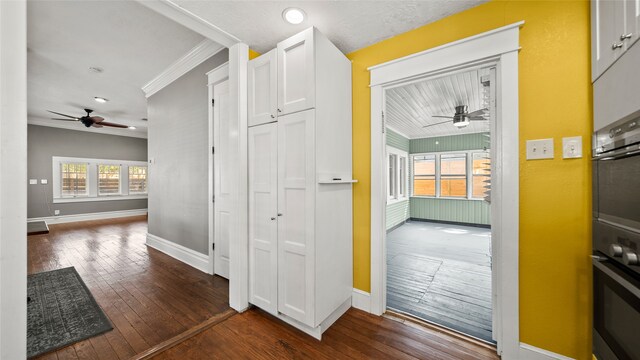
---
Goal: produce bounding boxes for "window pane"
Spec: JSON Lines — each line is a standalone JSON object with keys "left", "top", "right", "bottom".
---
{"left": 399, "top": 157, "right": 406, "bottom": 197}
{"left": 98, "top": 164, "right": 120, "bottom": 195}
{"left": 388, "top": 154, "right": 397, "bottom": 199}
{"left": 473, "top": 152, "right": 491, "bottom": 198}
{"left": 441, "top": 153, "right": 466, "bottom": 197}
{"left": 61, "top": 162, "right": 87, "bottom": 196}
{"left": 129, "top": 166, "right": 148, "bottom": 194}
{"left": 413, "top": 155, "right": 435, "bottom": 196}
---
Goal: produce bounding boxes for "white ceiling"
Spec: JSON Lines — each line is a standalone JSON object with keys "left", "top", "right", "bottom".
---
{"left": 172, "top": 0, "right": 487, "bottom": 54}
{"left": 27, "top": 0, "right": 206, "bottom": 138}
{"left": 385, "top": 67, "right": 491, "bottom": 139}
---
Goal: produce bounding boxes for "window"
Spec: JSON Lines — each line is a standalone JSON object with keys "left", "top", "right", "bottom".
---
{"left": 411, "top": 150, "right": 490, "bottom": 200}
{"left": 472, "top": 152, "right": 491, "bottom": 198}
{"left": 413, "top": 154, "right": 436, "bottom": 196}
{"left": 61, "top": 163, "right": 88, "bottom": 197}
{"left": 129, "top": 166, "right": 148, "bottom": 194}
{"left": 440, "top": 153, "right": 467, "bottom": 198}
{"left": 387, "top": 146, "right": 409, "bottom": 203}
{"left": 52, "top": 157, "right": 148, "bottom": 203}
{"left": 98, "top": 165, "right": 121, "bottom": 195}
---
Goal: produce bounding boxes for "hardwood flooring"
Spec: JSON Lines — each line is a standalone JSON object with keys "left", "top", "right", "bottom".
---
{"left": 386, "top": 221, "right": 493, "bottom": 342}
{"left": 28, "top": 216, "right": 230, "bottom": 360}
{"left": 152, "top": 307, "right": 499, "bottom": 360}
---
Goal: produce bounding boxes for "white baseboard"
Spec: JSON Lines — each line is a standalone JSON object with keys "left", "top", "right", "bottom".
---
{"left": 520, "top": 343, "right": 574, "bottom": 360}
{"left": 351, "top": 288, "right": 371, "bottom": 313}
{"left": 146, "top": 233, "right": 209, "bottom": 273}
{"left": 28, "top": 209, "right": 147, "bottom": 225}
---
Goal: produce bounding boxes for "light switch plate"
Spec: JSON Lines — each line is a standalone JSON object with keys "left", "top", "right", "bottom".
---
{"left": 29, "top": 179, "right": 37, "bottom": 185}
{"left": 526, "top": 138, "right": 554, "bottom": 160}
{"left": 562, "top": 136, "right": 583, "bottom": 159}
{"left": 40, "top": 179, "right": 48, "bottom": 184}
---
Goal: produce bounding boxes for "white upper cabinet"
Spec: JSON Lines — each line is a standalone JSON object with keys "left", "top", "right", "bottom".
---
{"left": 277, "top": 28, "right": 315, "bottom": 116}
{"left": 248, "top": 49, "right": 278, "bottom": 127}
{"left": 592, "top": 0, "right": 639, "bottom": 81}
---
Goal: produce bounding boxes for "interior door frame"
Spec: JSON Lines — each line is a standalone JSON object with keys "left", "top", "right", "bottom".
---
{"left": 207, "top": 62, "right": 229, "bottom": 275}
{"left": 369, "top": 22, "right": 522, "bottom": 359}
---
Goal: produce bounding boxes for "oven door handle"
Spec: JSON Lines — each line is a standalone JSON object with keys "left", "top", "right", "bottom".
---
{"left": 593, "top": 258, "right": 640, "bottom": 298}
{"left": 594, "top": 147, "right": 640, "bottom": 160}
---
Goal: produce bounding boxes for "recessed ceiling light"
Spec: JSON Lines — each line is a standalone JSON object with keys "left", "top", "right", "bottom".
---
{"left": 282, "top": 7, "right": 305, "bottom": 25}
{"left": 88, "top": 67, "right": 103, "bottom": 73}
{"left": 128, "top": 126, "right": 136, "bottom": 130}
{"left": 94, "top": 97, "right": 108, "bottom": 103}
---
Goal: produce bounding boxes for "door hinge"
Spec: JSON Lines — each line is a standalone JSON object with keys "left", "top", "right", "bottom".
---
{"left": 212, "top": 146, "right": 215, "bottom": 154}
{"left": 382, "top": 111, "right": 385, "bottom": 133}
{"left": 211, "top": 99, "right": 215, "bottom": 107}
{"left": 212, "top": 195, "right": 215, "bottom": 202}
{"left": 212, "top": 243, "right": 215, "bottom": 250}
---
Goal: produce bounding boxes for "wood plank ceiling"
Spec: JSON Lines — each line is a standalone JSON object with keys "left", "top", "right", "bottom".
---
{"left": 386, "top": 67, "right": 491, "bottom": 139}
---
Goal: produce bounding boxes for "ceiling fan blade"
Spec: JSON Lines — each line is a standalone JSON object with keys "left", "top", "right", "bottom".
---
{"left": 422, "top": 119, "right": 452, "bottom": 128}
{"left": 469, "top": 116, "right": 488, "bottom": 121}
{"left": 97, "top": 121, "right": 128, "bottom": 128}
{"left": 51, "top": 118, "right": 78, "bottom": 122}
{"left": 468, "top": 108, "right": 488, "bottom": 117}
{"left": 92, "top": 124, "right": 103, "bottom": 128}
{"left": 89, "top": 116, "right": 104, "bottom": 123}
{"left": 432, "top": 115, "right": 453, "bottom": 119}
{"left": 47, "top": 110, "right": 78, "bottom": 119}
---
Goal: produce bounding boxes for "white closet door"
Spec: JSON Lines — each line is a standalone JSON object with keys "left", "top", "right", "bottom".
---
{"left": 248, "top": 123, "right": 278, "bottom": 314}
{"left": 625, "top": 0, "right": 640, "bottom": 48}
{"left": 248, "top": 49, "right": 277, "bottom": 127}
{"left": 213, "top": 79, "right": 231, "bottom": 279}
{"left": 277, "top": 28, "right": 315, "bottom": 116}
{"left": 277, "top": 109, "right": 315, "bottom": 326}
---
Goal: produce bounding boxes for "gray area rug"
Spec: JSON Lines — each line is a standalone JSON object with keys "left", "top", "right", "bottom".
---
{"left": 27, "top": 267, "right": 112, "bottom": 358}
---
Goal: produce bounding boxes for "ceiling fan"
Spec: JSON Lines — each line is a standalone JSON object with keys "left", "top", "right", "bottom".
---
{"left": 47, "top": 108, "right": 130, "bottom": 129}
{"left": 423, "top": 105, "right": 488, "bottom": 129}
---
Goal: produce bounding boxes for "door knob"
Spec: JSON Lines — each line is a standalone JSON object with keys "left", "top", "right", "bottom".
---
{"left": 277, "top": 108, "right": 282, "bottom": 113}
{"left": 612, "top": 42, "right": 624, "bottom": 50}
{"left": 277, "top": 213, "right": 283, "bottom": 216}
{"left": 271, "top": 217, "right": 276, "bottom": 220}
{"left": 270, "top": 114, "right": 275, "bottom": 118}
{"left": 621, "top": 33, "right": 633, "bottom": 41}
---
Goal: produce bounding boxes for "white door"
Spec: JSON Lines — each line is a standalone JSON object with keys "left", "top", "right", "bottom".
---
{"left": 249, "top": 49, "right": 278, "bottom": 127}
{"left": 248, "top": 123, "right": 278, "bottom": 314}
{"left": 277, "top": 28, "right": 315, "bottom": 116}
{"left": 277, "top": 109, "right": 315, "bottom": 326}
{"left": 214, "top": 79, "right": 231, "bottom": 279}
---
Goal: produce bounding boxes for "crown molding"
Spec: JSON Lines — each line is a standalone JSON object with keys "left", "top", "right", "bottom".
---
{"left": 142, "top": 39, "right": 225, "bottom": 98}
{"left": 136, "top": 0, "right": 241, "bottom": 48}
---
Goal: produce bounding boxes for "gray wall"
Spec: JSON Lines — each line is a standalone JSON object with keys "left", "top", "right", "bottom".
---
{"left": 386, "top": 128, "right": 410, "bottom": 230}
{"left": 27, "top": 124, "right": 148, "bottom": 218}
{"left": 147, "top": 50, "right": 228, "bottom": 255}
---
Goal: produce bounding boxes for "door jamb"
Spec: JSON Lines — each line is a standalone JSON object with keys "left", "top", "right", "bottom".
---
{"left": 369, "top": 22, "right": 522, "bottom": 359}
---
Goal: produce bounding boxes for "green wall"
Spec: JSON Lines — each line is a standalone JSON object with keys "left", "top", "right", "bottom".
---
{"left": 386, "top": 128, "right": 410, "bottom": 152}
{"left": 410, "top": 132, "right": 490, "bottom": 226}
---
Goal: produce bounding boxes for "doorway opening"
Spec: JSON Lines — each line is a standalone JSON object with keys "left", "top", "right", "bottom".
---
{"left": 383, "top": 66, "right": 495, "bottom": 343}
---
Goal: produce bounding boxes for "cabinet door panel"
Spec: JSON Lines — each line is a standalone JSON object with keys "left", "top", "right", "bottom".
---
{"left": 592, "top": 0, "right": 625, "bottom": 81}
{"left": 625, "top": 0, "right": 640, "bottom": 48}
{"left": 277, "top": 28, "right": 315, "bottom": 115}
{"left": 277, "top": 110, "right": 315, "bottom": 326}
{"left": 249, "top": 123, "right": 278, "bottom": 314}
{"left": 249, "top": 50, "right": 277, "bottom": 127}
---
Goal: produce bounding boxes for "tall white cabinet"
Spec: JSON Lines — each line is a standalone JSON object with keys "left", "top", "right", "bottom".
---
{"left": 248, "top": 27, "right": 353, "bottom": 339}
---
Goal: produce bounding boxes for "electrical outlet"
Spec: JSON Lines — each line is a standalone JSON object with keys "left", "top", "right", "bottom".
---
{"left": 562, "top": 136, "right": 583, "bottom": 159}
{"left": 526, "top": 138, "right": 554, "bottom": 160}
{"left": 40, "top": 179, "right": 48, "bottom": 185}
{"left": 54, "top": 210, "right": 60, "bottom": 216}
{"left": 29, "top": 179, "right": 37, "bottom": 185}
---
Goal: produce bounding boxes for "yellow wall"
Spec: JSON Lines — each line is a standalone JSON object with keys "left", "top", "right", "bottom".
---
{"left": 249, "top": 49, "right": 260, "bottom": 60}
{"left": 346, "top": 1, "right": 592, "bottom": 358}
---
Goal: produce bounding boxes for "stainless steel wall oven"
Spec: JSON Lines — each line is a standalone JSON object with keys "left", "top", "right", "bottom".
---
{"left": 592, "top": 116, "right": 640, "bottom": 360}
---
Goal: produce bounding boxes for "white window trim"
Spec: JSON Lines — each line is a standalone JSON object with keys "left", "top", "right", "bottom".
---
{"left": 410, "top": 149, "right": 489, "bottom": 200}
{"left": 52, "top": 156, "right": 148, "bottom": 204}
{"left": 386, "top": 146, "right": 409, "bottom": 204}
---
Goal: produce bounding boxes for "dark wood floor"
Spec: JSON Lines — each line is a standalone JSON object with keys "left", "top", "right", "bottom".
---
{"left": 28, "top": 216, "right": 230, "bottom": 360}
{"left": 387, "top": 221, "right": 493, "bottom": 342}
{"left": 153, "top": 307, "right": 498, "bottom": 360}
